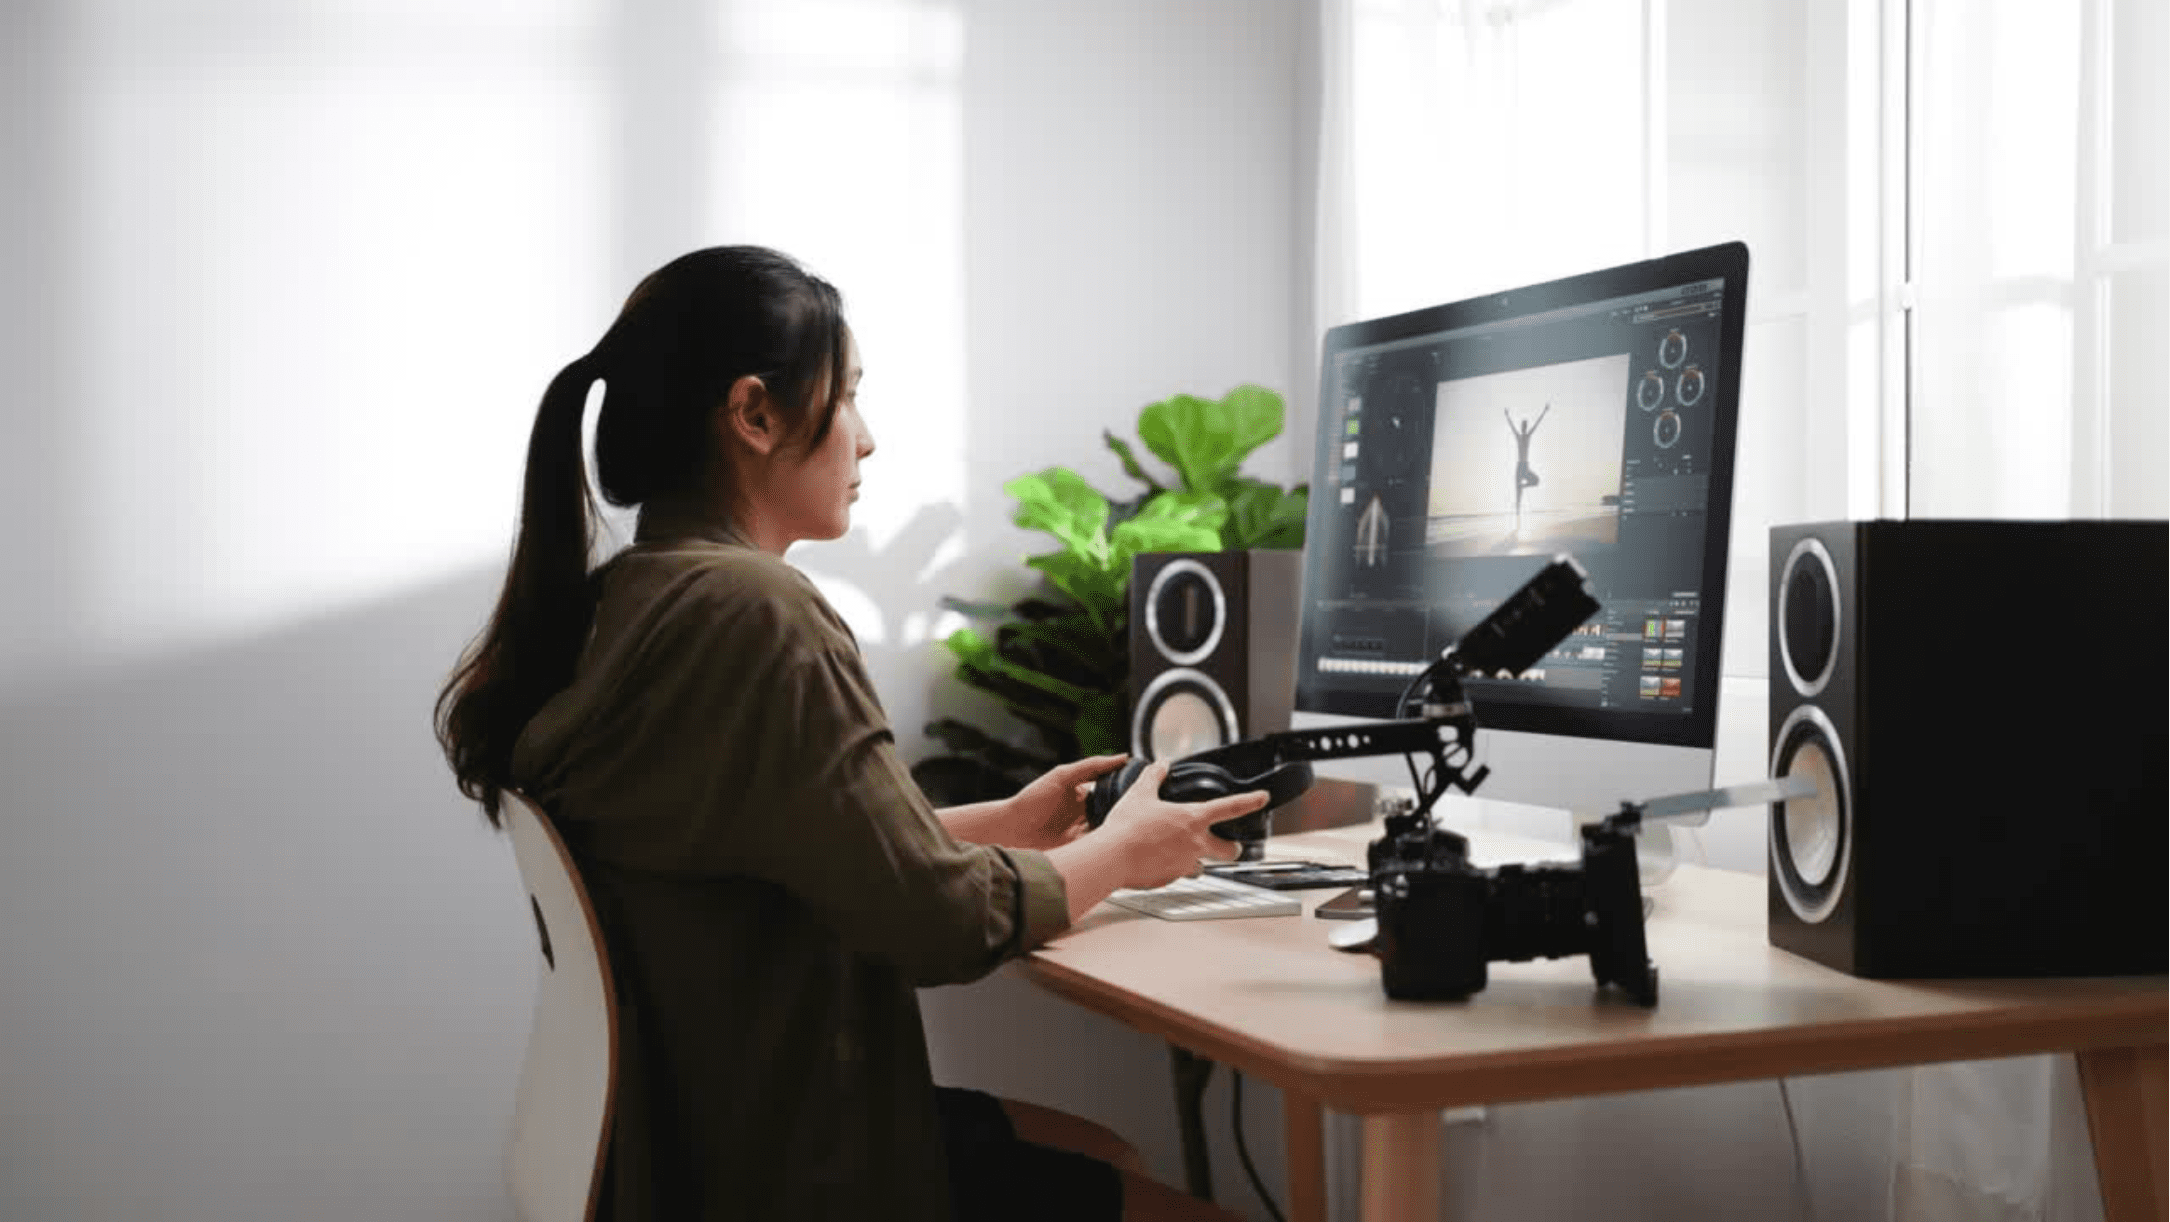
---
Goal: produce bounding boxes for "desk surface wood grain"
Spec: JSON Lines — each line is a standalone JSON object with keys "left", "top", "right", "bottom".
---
{"left": 1015, "top": 822, "right": 2168, "bottom": 1114}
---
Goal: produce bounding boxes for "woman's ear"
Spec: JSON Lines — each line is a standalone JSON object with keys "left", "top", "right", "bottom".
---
{"left": 720, "top": 375, "right": 778, "bottom": 456}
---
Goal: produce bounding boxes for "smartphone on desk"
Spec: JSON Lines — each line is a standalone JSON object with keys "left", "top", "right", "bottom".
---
{"left": 1314, "top": 885, "right": 1375, "bottom": 920}
{"left": 1203, "top": 860, "right": 1370, "bottom": 892}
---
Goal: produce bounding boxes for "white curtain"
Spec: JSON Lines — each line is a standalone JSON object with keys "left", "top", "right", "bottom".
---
{"left": 1312, "top": 0, "right": 2165, "bottom": 1219}
{"left": 1315, "top": 0, "right": 1852, "bottom": 688}
{"left": 1907, "top": 0, "right": 2168, "bottom": 520}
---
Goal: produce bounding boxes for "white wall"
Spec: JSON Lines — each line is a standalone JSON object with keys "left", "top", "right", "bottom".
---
{"left": 0, "top": 1, "right": 1308, "bottom": 1219}
{"left": 0, "top": 4, "right": 2114, "bottom": 1222}
{"left": 911, "top": 0, "right": 1311, "bottom": 1209}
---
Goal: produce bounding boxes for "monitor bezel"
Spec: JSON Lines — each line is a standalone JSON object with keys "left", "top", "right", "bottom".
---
{"left": 1295, "top": 240, "right": 1751, "bottom": 749}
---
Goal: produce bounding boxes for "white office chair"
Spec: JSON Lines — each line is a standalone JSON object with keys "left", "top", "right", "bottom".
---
{"left": 504, "top": 791, "right": 619, "bottom": 1222}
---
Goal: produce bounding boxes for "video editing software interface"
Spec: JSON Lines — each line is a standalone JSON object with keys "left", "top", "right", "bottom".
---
{"left": 1295, "top": 256, "right": 1742, "bottom": 745}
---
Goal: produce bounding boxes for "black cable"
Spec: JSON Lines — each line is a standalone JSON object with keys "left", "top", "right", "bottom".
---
{"left": 1397, "top": 667, "right": 1429, "bottom": 795}
{"left": 1230, "top": 1070, "right": 1287, "bottom": 1222}
{"left": 1777, "top": 1077, "right": 1815, "bottom": 1222}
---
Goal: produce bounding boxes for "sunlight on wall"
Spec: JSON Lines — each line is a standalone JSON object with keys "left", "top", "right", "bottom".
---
{"left": 59, "top": 0, "right": 611, "bottom": 665}
{"left": 45, "top": 0, "right": 971, "bottom": 671}
{"left": 1350, "top": 0, "right": 1645, "bottom": 317}
{"left": 711, "top": 0, "right": 971, "bottom": 651}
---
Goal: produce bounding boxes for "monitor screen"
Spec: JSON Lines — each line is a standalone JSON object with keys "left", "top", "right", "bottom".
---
{"left": 1294, "top": 243, "right": 1749, "bottom": 751}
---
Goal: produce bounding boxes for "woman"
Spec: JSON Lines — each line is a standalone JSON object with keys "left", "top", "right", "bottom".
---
{"left": 436, "top": 246, "right": 1259, "bottom": 1221}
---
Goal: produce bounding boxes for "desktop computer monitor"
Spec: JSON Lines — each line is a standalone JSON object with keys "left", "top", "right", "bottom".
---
{"left": 1292, "top": 242, "right": 1749, "bottom": 867}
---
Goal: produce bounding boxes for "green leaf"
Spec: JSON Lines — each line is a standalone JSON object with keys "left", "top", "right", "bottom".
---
{"left": 983, "top": 652, "right": 1095, "bottom": 706}
{"left": 924, "top": 383, "right": 1304, "bottom": 777}
{"left": 911, "top": 755, "right": 1031, "bottom": 805}
{"left": 942, "top": 625, "right": 997, "bottom": 668}
{"left": 1132, "top": 489, "right": 1230, "bottom": 533}
{"left": 1104, "top": 430, "right": 1165, "bottom": 492}
{"left": 1135, "top": 385, "right": 1286, "bottom": 493}
{"left": 1010, "top": 597, "right": 1075, "bottom": 622}
{"left": 920, "top": 719, "right": 1051, "bottom": 777}
{"left": 1222, "top": 479, "right": 1309, "bottom": 550}
{"left": 1109, "top": 514, "right": 1223, "bottom": 579}
{"left": 1005, "top": 468, "right": 1110, "bottom": 562}
{"left": 1074, "top": 692, "right": 1129, "bottom": 757}
{"left": 1104, "top": 490, "right": 1154, "bottom": 534}
{"left": 995, "top": 695, "right": 1086, "bottom": 740}
{"left": 948, "top": 627, "right": 1093, "bottom": 708}
{"left": 955, "top": 658, "right": 1079, "bottom": 721}
{"left": 1258, "top": 484, "right": 1310, "bottom": 548}
{"left": 937, "top": 596, "right": 1014, "bottom": 622}
{"left": 1219, "top": 384, "right": 1286, "bottom": 469}
{"left": 1135, "top": 393, "right": 1219, "bottom": 492}
{"left": 1001, "top": 617, "right": 1118, "bottom": 678}
{"left": 1025, "top": 551, "right": 1124, "bottom": 628}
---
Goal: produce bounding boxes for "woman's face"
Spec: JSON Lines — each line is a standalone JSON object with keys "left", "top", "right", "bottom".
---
{"left": 775, "top": 330, "right": 873, "bottom": 544}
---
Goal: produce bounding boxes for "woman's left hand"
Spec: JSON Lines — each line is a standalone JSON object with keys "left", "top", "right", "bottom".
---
{"left": 1006, "top": 754, "right": 1129, "bottom": 851}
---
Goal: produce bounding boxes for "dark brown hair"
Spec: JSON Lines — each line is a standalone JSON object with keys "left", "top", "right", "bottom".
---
{"left": 436, "top": 246, "right": 848, "bottom": 824}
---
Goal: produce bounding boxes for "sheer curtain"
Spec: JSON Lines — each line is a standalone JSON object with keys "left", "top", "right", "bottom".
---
{"left": 1909, "top": 0, "right": 2168, "bottom": 519}
{"left": 1313, "top": 0, "right": 1849, "bottom": 695}
{"left": 1313, "top": 0, "right": 2165, "bottom": 1218}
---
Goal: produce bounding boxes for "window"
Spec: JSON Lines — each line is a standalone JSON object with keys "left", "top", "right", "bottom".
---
{"left": 1324, "top": 0, "right": 2168, "bottom": 682}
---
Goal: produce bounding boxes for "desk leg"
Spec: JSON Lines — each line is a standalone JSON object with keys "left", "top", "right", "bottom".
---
{"left": 1359, "top": 1111, "right": 1439, "bottom": 1222}
{"left": 1168, "top": 1045, "right": 1216, "bottom": 1201}
{"left": 1281, "top": 1091, "right": 1327, "bottom": 1222}
{"left": 2077, "top": 1042, "right": 2167, "bottom": 1222}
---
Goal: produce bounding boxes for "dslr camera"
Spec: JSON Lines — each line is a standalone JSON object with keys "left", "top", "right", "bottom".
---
{"left": 1367, "top": 810, "right": 1658, "bottom": 1006}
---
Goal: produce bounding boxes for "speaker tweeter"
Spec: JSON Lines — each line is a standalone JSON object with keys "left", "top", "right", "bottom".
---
{"left": 1129, "top": 551, "right": 1303, "bottom": 762}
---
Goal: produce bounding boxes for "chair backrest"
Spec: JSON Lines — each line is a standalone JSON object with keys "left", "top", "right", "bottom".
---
{"left": 503, "top": 792, "right": 619, "bottom": 1222}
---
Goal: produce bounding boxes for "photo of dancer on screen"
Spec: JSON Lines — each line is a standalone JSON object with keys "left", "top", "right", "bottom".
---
{"left": 1506, "top": 403, "right": 1551, "bottom": 531}
{"left": 1426, "top": 353, "right": 1628, "bottom": 557}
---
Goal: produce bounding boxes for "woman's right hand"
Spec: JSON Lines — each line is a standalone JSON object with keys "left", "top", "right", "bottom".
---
{"left": 1094, "top": 761, "right": 1265, "bottom": 891}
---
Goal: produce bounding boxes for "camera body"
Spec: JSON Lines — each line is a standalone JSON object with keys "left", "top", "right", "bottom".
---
{"left": 1369, "top": 818, "right": 1658, "bottom": 1005}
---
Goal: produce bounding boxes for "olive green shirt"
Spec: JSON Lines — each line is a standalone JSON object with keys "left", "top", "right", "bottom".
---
{"left": 509, "top": 521, "right": 1071, "bottom": 1221}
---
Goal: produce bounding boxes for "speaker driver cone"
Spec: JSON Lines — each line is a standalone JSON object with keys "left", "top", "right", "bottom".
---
{"left": 1131, "top": 667, "right": 1239, "bottom": 761}
{"left": 1777, "top": 537, "right": 1840, "bottom": 698}
{"left": 1770, "top": 704, "right": 1852, "bottom": 924}
{"left": 1144, "top": 559, "right": 1226, "bottom": 666}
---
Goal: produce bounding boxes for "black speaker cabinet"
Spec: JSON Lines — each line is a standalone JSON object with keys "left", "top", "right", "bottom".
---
{"left": 1128, "top": 550, "right": 1303, "bottom": 761}
{"left": 1766, "top": 519, "right": 2167, "bottom": 978}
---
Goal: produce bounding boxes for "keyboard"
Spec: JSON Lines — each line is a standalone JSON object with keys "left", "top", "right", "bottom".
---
{"left": 1106, "top": 874, "right": 1304, "bottom": 921}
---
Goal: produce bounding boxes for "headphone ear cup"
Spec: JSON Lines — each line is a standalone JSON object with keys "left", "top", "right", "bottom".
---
{"left": 1160, "top": 761, "right": 1241, "bottom": 803}
{"left": 1257, "top": 761, "right": 1316, "bottom": 810}
{"left": 1202, "top": 762, "right": 1317, "bottom": 848}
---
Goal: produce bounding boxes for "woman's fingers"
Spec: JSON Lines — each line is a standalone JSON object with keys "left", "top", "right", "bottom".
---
{"left": 1194, "top": 792, "right": 1265, "bottom": 861}
{"left": 1196, "top": 789, "right": 1270, "bottom": 826}
{"left": 1059, "top": 753, "right": 1130, "bottom": 784}
{"left": 1131, "top": 759, "right": 1170, "bottom": 797}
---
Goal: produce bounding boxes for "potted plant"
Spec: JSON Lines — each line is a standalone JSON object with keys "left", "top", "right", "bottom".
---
{"left": 911, "top": 384, "right": 1308, "bottom": 805}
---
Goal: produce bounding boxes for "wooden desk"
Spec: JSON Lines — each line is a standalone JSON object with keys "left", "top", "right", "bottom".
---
{"left": 1015, "top": 822, "right": 2168, "bottom": 1222}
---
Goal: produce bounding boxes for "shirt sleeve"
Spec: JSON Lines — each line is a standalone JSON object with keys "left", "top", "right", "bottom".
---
{"left": 661, "top": 575, "right": 1072, "bottom": 986}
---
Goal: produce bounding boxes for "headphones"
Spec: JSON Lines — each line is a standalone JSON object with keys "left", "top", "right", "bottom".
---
{"left": 1083, "top": 738, "right": 1318, "bottom": 850}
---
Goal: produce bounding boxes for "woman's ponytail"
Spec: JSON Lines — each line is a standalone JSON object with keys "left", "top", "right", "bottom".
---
{"left": 434, "top": 355, "right": 603, "bottom": 825}
{"left": 437, "top": 244, "right": 847, "bottom": 826}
